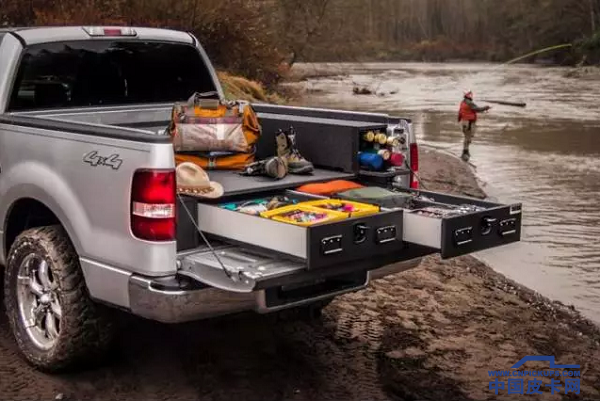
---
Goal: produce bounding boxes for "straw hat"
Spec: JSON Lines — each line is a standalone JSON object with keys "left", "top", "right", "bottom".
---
{"left": 176, "top": 162, "right": 224, "bottom": 199}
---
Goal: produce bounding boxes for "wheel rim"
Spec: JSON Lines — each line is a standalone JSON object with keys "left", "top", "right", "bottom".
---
{"left": 16, "top": 253, "right": 62, "bottom": 350}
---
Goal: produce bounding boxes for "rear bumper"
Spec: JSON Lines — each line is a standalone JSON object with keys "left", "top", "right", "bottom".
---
{"left": 128, "top": 257, "right": 422, "bottom": 323}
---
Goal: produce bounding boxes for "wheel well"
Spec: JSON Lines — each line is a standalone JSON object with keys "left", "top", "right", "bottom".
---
{"left": 4, "top": 198, "right": 61, "bottom": 259}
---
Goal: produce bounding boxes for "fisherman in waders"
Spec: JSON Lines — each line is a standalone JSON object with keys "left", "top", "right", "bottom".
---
{"left": 458, "top": 90, "right": 491, "bottom": 162}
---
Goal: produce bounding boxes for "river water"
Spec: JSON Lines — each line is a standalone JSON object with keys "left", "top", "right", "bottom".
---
{"left": 290, "top": 62, "right": 600, "bottom": 323}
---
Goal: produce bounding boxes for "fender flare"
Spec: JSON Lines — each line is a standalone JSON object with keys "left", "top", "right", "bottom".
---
{"left": 0, "top": 162, "right": 91, "bottom": 262}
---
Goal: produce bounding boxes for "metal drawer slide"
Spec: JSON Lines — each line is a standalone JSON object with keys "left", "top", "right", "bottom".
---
{"left": 178, "top": 246, "right": 306, "bottom": 293}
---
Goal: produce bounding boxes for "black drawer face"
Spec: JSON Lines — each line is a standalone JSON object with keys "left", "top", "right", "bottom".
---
{"left": 307, "top": 210, "right": 404, "bottom": 269}
{"left": 440, "top": 203, "right": 522, "bottom": 258}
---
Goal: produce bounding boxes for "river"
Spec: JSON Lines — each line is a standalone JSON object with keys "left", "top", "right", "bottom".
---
{"left": 289, "top": 62, "right": 600, "bottom": 324}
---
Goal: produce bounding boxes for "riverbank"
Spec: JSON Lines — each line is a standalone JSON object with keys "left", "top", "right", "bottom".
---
{"left": 375, "top": 147, "right": 600, "bottom": 400}
{"left": 1, "top": 146, "right": 598, "bottom": 400}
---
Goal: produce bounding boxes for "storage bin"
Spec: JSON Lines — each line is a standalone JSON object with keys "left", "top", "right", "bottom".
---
{"left": 300, "top": 199, "right": 380, "bottom": 218}
{"left": 260, "top": 204, "right": 348, "bottom": 227}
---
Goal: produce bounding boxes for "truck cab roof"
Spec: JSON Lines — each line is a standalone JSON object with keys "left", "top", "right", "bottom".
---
{"left": 2, "top": 26, "right": 195, "bottom": 46}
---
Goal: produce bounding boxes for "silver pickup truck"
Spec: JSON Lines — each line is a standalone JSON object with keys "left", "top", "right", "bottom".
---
{"left": 0, "top": 26, "right": 523, "bottom": 372}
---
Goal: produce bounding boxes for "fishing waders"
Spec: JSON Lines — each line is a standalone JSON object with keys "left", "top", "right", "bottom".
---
{"left": 460, "top": 120, "right": 476, "bottom": 162}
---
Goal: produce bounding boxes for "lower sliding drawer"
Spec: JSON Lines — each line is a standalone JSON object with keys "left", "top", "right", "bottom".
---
{"left": 397, "top": 189, "right": 522, "bottom": 258}
{"left": 195, "top": 198, "right": 405, "bottom": 269}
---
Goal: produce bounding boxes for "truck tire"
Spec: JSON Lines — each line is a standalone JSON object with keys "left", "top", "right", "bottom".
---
{"left": 3, "top": 225, "right": 115, "bottom": 372}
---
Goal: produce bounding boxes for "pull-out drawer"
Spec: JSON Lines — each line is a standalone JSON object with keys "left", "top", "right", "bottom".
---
{"left": 194, "top": 190, "right": 405, "bottom": 270}
{"left": 396, "top": 188, "right": 522, "bottom": 258}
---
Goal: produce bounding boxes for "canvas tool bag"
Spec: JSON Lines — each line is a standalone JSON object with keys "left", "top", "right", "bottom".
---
{"left": 169, "top": 92, "right": 260, "bottom": 153}
{"left": 169, "top": 92, "right": 261, "bottom": 170}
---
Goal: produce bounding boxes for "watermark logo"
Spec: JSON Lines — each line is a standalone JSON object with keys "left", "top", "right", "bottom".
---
{"left": 488, "top": 356, "right": 581, "bottom": 395}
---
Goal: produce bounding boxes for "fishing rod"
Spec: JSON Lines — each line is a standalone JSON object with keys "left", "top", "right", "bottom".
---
{"left": 463, "top": 43, "right": 574, "bottom": 106}
{"left": 481, "top": 99, "right": 527, "bottom": 108}
{"left": 490, "top": 43, "right": 573, "bottom": 70}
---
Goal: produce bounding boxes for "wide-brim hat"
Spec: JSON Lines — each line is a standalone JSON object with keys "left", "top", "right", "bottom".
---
{"left": 176, "top": 162, "right": 224, "bottom": 199}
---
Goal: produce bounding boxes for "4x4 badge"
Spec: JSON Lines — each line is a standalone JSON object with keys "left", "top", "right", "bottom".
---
{"left": 83, "top": 151, "right": 123, "bottom": 170}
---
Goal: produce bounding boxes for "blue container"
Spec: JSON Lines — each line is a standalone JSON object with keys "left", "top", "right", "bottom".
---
{"left": 358, "top": 152, "right": 384, "bottom": 170}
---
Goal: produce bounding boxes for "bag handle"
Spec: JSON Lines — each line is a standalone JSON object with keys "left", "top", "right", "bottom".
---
{"left": 190, "top": 90, "right": 244, "bottom": 108}
{"left": 187, "top": 91, "right": 219, "bottom": 103}
{"left": 186, "top": 91, "right": 247, "bottom": 110}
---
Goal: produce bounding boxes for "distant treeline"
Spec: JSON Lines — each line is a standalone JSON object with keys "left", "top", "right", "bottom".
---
{"left": 289, "top": 0, "right": 600, "bottom": 65}
{"left": 2, "top": 0, "right": 600, "bottom": 86}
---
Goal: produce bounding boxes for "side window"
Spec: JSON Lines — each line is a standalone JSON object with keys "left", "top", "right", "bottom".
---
{"left": 8, "top": 43, "right": 79, "bottom": 111}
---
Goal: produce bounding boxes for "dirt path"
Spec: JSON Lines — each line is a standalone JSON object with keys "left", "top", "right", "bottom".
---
{"left": 1, "top": 148, "right": 599, "bottom": 401}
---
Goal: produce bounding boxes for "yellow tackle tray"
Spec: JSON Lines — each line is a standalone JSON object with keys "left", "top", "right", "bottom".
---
{"left": 299, "top": 199, "right": 380, "bottom": 218}
{"left": 259, "top": 204, "right": 348, "bottom": 227}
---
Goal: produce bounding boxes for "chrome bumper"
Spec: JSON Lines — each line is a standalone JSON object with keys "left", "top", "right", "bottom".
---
{"left": 128, "top": 258, "right": 422, "bottom": 324}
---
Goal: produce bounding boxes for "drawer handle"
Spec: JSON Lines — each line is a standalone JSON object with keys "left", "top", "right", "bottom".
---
{"left": 353, "top": 223, "right": 370, "bottom": 244}
{"left": 481, "top": 216, "right": 497, "bottom": 236}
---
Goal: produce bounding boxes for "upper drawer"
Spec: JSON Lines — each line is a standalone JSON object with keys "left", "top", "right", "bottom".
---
{"left": 195, "top": 190, "right": 405, "bottom": 270}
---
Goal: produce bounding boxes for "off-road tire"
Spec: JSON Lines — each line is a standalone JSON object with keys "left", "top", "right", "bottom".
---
{"left": 3, "top": 225, "right": 116, "bottom": 372}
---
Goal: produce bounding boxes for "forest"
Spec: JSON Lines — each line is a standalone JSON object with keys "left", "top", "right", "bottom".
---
{"left": 2, "top": 0, "right": 600, "bottom": 86}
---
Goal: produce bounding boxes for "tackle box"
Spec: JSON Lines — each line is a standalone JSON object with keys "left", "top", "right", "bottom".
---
{"left": 298, "top": 199, "right": 380, "bottom": 218}
{"left": 260, "top": 204, "right": 348, "bottom": 227}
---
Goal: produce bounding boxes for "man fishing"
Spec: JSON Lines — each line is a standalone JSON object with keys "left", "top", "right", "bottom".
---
{"left": 457, "top": 90, "right": 491, "bottom": 162}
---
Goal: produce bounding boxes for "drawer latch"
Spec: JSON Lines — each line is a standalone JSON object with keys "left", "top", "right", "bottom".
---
{"left": 454, "top": 227, "right": 473, "bottom": 246}
{"left": 498, "top": 218, "right": 517, "bottom": 236}
{"left": 375, "top": 225, "right": 397, "bottom": 244}
{"left": 321, "top": 235, "right": 343, "bottom": 255}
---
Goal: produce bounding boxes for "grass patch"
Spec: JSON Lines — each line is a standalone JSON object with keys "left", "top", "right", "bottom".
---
{"left": 217, "top": 71, "right": 290, "bottom": 104}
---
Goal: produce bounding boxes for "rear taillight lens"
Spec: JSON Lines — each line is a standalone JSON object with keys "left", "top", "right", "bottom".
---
{"left": 409, "top": 143, "right": 419, "bottom": 189}
{"left": 131, "top": 169, "right": 176, "bottom": 241}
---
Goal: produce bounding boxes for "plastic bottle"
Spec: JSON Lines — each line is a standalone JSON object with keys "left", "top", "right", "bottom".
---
{"left": 363, "top": 148, "right": 391, "bottom": 160}
{"left": 362, "top": 131, "right": 375, "bottom": 142}
{"left": 386, "top": 136, "right": 400, "bottom": 147}
{"left": 389, "top": 152, "right": 405, "bottom": 166}
{"left": 374, "top": 133, "right": 388, "bottom": 145}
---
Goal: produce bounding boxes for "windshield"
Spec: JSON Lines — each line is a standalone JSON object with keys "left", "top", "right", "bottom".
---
{"left": 8, "top": 40, "right": 218, "bottom": 111}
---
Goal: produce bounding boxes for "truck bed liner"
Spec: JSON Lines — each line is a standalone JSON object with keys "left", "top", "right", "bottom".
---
{"left": 209, "top": 168, "right": 355, "bottom": 197}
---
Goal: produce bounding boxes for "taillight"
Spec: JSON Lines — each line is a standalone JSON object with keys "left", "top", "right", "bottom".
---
{"left": 131, "top": 169, "right": 176, "bottom": 241}
{"left": 409, "top": 143, "right": 419, "bottom": 189}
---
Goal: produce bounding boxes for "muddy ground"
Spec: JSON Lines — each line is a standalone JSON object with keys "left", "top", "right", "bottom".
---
{"left": 1, "top": 148, "right": 599, "bottom": 401}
